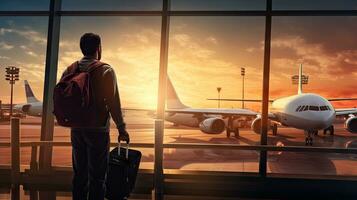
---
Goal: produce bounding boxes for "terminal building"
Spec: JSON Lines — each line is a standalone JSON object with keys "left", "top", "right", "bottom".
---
{"left": 0, "top": 0, "right": 357, "bottom": 199}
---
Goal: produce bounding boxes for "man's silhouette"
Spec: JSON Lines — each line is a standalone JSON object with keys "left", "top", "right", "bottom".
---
{"left": 61, "top": 33, "right": 129, "bottom": 200}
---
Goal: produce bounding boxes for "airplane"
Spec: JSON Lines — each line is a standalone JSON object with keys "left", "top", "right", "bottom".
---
{"left": 15, "top": 79, "right": 258, "bottom": 138}
{"left": 208, "top": 64, "right": 357, "bottom": 145}
{"left": 14, "top": 80, "right": 42, "bottom": 117}
{"left": 165, "top": 76, "right": 258, "bottom": 138}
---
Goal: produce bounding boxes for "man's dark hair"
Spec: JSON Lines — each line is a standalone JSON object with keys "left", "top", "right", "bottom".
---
{"left": 80, "top": 33, "right": 101, "bottom": 56}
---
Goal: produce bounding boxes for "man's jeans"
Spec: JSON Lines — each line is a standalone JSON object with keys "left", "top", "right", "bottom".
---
{"left": 71, "top": 129, "right": 110, "bottom": 200}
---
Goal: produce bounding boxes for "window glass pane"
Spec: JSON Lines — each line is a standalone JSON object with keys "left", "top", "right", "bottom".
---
{"left": 166, "top": 16, "right": 265, "bottom": 172}
{"left": 0, "top": 17, "right": 48, "bottom": 165}
{"left": 273, "top": 0, "right": 357, "bottom": 10}
{"left": 171, "top": 0, "right": 266, "bottom": 11}
{"left": 309, "top": 106, "right": 319, "bottom": 111}
{"left": 270, "top": 16, "right": 357, "bottom": 176}
{"left": 61, "top": 0, "right": 162, "bottom": 11}
{"left": 268, "top": 152, "right": 357, "bottom": 176}
{"left": 55, "top": 16, "right": 161, "bottom": 169}
{"left": 0, "top": 0, "right": 49, "bottom": 11}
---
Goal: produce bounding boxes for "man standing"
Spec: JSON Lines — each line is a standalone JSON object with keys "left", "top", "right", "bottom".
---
{"left": 61, "top": 33, "right": 129, "bottom": 200}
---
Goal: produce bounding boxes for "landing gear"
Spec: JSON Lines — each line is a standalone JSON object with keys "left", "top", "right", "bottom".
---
{"left": 323, "top": 125, "right": 334, "bottom": 136}
{"left": 226, "top": 128, "right": 239, "bottom": 138}
{"left": 313, "top": 130, "right": 319, "bottom": 136}
{"left": 305, "top": 137, "right": 313, "bottom": 145}
{"left": 272, "top": 124, "right": 278, "bottom": 136}
{"left": 234, "top": 128, "right": 240, "bottom": 138}
{"left": 304, "top": 130, "right": 315, "bottom": 146}
{"left": 226, "top": 117, "right": 239, "bottom": 139}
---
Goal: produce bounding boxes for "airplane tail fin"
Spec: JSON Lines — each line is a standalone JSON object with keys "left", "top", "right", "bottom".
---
{"left": 298, "top": 64, "right": 303, "bottom": 94}
{"left": 24, "top": 80, "right": 39, "bottom": 103}
{"left": 166, "top": 77, "right": 189, "bottom": 109}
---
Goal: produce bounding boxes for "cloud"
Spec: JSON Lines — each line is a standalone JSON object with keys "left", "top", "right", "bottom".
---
{"left": 0, "top": 27, "right": 47, "bottom": 45}
{"left": 26, "top": 51, "right": 38, "bottom": 57}
{"left": 0, "top": 41, "right": 14, "bottom": 50}
{"left": 206, "top": 36, "right": 218, "bottom": 45}
{"left": 271, "top": 36, "right": 357, "bottom": 79}
{"left": 0, "top": 56, "right": 10, "bottom": 60}
{"left": 172, "top": 33, "right": 215, "bottom": 59}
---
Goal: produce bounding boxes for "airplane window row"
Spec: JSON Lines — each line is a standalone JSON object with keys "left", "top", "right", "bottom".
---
{"left": 295, "top": 105, "right": 331, "bottom": 112}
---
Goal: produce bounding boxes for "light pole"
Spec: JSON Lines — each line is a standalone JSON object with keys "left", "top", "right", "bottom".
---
{"left": 217, "top": 87, "right": 222, "bottom": 108}
{"left": 241, "top": 67, "right": 245, "bottom": 109}
{"left": 5, "top": 66, "right": 20, "bottom": 118}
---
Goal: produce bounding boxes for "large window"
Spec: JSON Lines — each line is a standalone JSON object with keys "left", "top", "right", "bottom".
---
{"left": 164, "top": 16, "right": 265, "bottom": 172}
{"left": 53, "top": 16, "right": 161, "bottom": 168}
{"left": 0, "top": 0, "right": 49, "bottom": 11}
{"left": 269, "top": 16, "right": 357, "bottom": 176}
{"left": 0, "top": 17, "right": 48, "bottom": 166}
{"left": 0, "top": 1, "right": 356, "bottom": 195}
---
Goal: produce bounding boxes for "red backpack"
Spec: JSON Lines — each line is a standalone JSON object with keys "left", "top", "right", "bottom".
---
{"left": 53, "top": 60, "right": 106, "bottom": 127}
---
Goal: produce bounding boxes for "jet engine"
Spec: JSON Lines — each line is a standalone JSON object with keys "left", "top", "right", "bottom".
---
{"left": 251, "top": 116, "right": 271, "bottom": 134}
{"left": 251, "top": 116, "right": 262, "bottom": 134}
{"left": 199, "top": 118, "right": 225, "bottom": 134}
{"left": 21, "top": 104, "right": 32, "bottom": 113}
{"left": 345, "top": 115, "right": 357, "bottom": 133}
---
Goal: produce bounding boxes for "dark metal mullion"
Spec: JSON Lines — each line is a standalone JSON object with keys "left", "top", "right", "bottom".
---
{"left": 0, "top": 11, "right": 49, "bottom": 16}
{"left": 259, "top": 0, "right": 272, "bottom": 178}
{"left": 154, "top": 0, "right": 170, "bottom": 199}
{"left": 58, "top": 10, "right": 162, "bottom": 16}
{"left": 39, "top": 0, "right": 62, "bottom": 171}
{"left": 272, "top": 10, "right": 357, "bottom": 16}
{"left": 2, "top": 10, "right": 357, "bottom": 17}
{"left": 169, "top": 10, "right": 267, "bottom": 16}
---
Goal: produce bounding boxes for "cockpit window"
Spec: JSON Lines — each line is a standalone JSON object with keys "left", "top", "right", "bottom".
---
{"left": 299, "top": 106, "right": 305, "bottom": 112}
{"left": 309, "top": 106, "right": 319, "bottom": 111}
{"left": 319, "top": 105, "right": 332, "bottom": 111}
{"left": 296, "top": 106, "right": 301, "bottom": 112}
{"left": 303, "top": 106, "right": 309, "bottom": 111}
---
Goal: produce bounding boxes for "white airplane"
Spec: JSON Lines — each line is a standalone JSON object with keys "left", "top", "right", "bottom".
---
{"left": 208, "top": 65, "right": 357, "bottom": 145}
{"left": 165, "top": 77, "right": 258, "bottom": 138}
{"left": 14, "top": 80, "right": 42, "bottom": 117}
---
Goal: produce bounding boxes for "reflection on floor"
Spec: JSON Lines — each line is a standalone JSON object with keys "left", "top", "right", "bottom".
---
{"left": 0, "top": 116, "right": 357, "bottom": 176}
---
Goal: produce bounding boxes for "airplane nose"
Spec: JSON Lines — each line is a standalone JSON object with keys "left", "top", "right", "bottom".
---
{"left": 307, "top": 112, "right": 334, "bottom": 129}
{"left": 321, "top": 113, "right": 335, "bottom": 128}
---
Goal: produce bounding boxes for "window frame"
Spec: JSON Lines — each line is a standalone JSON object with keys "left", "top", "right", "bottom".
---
{"left": 1, "top": 0, "right": 356, "bottom": 189}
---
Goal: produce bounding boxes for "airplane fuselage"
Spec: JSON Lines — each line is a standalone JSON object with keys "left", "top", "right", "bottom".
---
{"left": 271, "top": 93, "right": 335, "bottom": 131}
{"left": 14, "top": 102, "right": 43, "bottom": 117}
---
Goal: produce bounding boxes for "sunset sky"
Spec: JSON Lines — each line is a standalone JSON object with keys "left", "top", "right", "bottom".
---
{"left": 0, "top": 1, "right": 357, "bottom": 112}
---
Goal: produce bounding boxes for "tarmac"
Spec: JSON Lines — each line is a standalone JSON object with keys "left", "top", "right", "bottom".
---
{"left": 1, "top": 112, "right": 357, "bottom": 176}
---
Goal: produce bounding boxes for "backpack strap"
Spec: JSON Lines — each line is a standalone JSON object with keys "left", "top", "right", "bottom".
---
{"left": 67, "top": 61, "right": 80, "bottom": 75}
{"left": 65, "top": 60, "right": 106, "bottom": 77}
{"left": 86, "top": 60, "right": 107, "bottom": 74}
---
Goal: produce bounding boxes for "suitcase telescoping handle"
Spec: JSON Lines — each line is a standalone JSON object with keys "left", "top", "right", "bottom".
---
{"left": 118, "top": 141, "right": 129, "bottom": 159}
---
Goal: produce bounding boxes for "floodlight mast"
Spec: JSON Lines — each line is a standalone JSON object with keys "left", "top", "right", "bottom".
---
{"left": 241, "top": 67, "right": 245, "bottom": 109}
{"left": 5, "top": 66, "right": 20, "bottom": 118}
{"left": 217, "top": 87, "right": 222, "bottom": 108}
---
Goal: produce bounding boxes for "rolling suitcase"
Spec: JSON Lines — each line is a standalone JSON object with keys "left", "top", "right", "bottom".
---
{"left": 105, "top": 142, "right": 142, "bottom": 200}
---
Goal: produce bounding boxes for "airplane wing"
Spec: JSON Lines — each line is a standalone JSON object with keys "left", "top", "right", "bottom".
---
{"left": 122, "top": 108, "right": 155, "bottom": 112}
{"left": 207, "top": 98, "right": 274, "bottom": 103}
{"left": 328, "top": 98, "right": 357, "bottom": 101}
{"left": 166, "top": 108, "right": 258, "bottom": 117}
{"left": 335, "top": 108, "right": 357, "bottom": 116}
{"left": 123, "top": 108, "right": 259, "bottom": 118}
